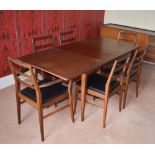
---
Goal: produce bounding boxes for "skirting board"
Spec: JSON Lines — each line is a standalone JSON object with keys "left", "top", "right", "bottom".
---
{"left": 0, "top": 74, "right": 14, "bottom": 90}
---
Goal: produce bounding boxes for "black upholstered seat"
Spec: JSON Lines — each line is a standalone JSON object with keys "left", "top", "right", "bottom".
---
{"left": 78, "top": 74, "right": 119, "bottom": 94}
{"left": 21, "top": 80, "right": 67, "bottom": 104}
{"left": 126, "top": 69, "right": 138, "bottom": 79}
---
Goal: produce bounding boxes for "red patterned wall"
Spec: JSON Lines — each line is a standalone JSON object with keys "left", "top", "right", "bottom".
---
{"left": 81, "top": 11, "right": 96, "bottom": 40}
{"left": 45, "top": 10, "right": 64, "bottom": 47}
{"left": 0, "top": 10, "right": 104, "bottom": 78}
{"left": 64, "top": 10, "right": 81, "bottom": 41}
{"left": 0, "top": 11, "right": 18, "bottom": 77}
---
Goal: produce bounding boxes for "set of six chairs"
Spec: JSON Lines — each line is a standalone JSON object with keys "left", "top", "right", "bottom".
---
{"left": 8, "top": 30, "right": 146, "bottom": 141}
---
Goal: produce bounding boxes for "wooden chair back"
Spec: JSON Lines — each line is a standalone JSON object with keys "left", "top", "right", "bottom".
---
{"left": 133, "top": 48, "right": 147, "bottom": 67}
{"left": 8, "top": 57, "right": 41, "bottom": 104}
{"left": 126, "top": 50, "right": 139, "bottom": 80}
{"left": 118, "top": 31, "right": 137, "bottom": 43}
{"left": 132, "top": 49, "right": 147, "bottom": 70}
{"left": 32, "top": 35, "right": 54, "bottom": 53}
{"left": 59, "top": 30, "right": 76, "bottom": 46}
{"left": 114, "top": 55, "right": 130, "bottom": 77}
{"left": 105, "top": 55, "right": 130, "bottom": 94}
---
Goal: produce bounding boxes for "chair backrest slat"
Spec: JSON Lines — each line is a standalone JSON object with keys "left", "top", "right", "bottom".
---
{"left": 59, "top": 30, "right": 76, "bottom": 46}
{"left": 32, "top": 35, "right": 54, "bottom": 53}
{"left": 61, "top": 38, "right": 76, "bottom": 44}
{"left": 35, "top": 43, "right": 53, "bottom": 51}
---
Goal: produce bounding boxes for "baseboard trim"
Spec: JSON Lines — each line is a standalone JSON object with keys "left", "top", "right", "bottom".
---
{"left": 0, "top": 74, "right": 15, "bottom": 90}
{"left": 143, "top": 60, "right": 155, "bottom": 65}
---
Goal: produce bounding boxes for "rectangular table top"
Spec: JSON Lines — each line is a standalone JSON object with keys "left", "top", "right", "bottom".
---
{"left": 60, "top": 38, "right": 139, "bottom": 61}
{"left": 19, "top": 37, "right": 139, "bottom": 81}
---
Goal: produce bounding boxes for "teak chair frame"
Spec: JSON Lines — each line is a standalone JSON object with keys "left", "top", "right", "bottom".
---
{"left": 32, "top": 35, "right": 56, "bottom": 80}
{"left": 8, "top": 57, "right": 74, "bottom": 141}
{"left": 74, "top": 55, "right": 130, "bottom": 128}
{"left": 32, "top": 34, "right": 54, "bottom": 53}
{"left": 59, "top": 30, "right": 76, "bottom": 46}
{"left": 122, "top": 48, "right": 146, "bottom": 108}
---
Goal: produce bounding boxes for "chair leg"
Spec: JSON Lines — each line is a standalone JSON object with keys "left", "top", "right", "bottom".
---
{"left": 103, "top": 97, "right": 108, "bottom": 128}
{"left": 16, "top": 96, "right": 21, "bottom": 124}
{"left": 136, "top": 66, "right": 141, "bottom": 97}
{"left": 73, "top": 86, "right": 79, "bottom": 115}
{"left": 119, "top": 77, "right": 124, "bottom": 112}
{"left": 119, "top": 90, "right": 123, "bottom": 112}
{"left": 81, "top": 74, "right": 87, "bottom": 121}
{"left": 136, "top": 78, "right": 139, "bottom": 98}
{"left": 38, "top": 109, "right": 44, "bottom": 141}
{"left": 123, "top": 84, "right": 128, "bottom": 109}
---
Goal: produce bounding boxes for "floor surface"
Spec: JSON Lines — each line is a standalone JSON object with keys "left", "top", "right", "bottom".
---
{"left": 0, "top": 63, "right": 155, "bottom": 144}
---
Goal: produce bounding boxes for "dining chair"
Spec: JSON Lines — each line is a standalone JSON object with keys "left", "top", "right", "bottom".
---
{"left": 32, "top": 34, "right": 54, "bottom": 53}
{"left": 74, "top": 55, "right": 130, "bottom": 128}
{"left": 32, "top": 35, "right": 56, "bottom": 81}
{"left": 118, "top": 31, "right": 137, "bottom": 43}
{"left": 101, "top": 50, "right": 138, "bottom": 107}
{"left": 102, "top": 32, "right": 145, "bottom": 108}
{"left": 8, "top": 57, "right": 73, "bottom": 141}
{"left": 122, "top": 48, "right": 146, "bottom": 108}
{"left": 99, "top": 31, "right": 137, "bottom": 86}
{"left": 59, "top": 30, "right": 76, "bottom": 46}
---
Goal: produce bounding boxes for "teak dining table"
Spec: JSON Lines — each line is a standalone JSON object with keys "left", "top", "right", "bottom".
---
{"left": 19, "top": 37, "right": 139, "bottom": 122}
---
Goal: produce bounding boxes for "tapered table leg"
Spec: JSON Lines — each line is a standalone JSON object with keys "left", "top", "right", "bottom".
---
{"left": 68, "top": 80, "right": 74, "bottom": 122}
{"left": 81, "top": 74, "right": 87, "bottom": 121}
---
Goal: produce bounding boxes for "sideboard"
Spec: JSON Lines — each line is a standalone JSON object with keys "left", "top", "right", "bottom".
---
{"left": 101, "top": 23, "right": 155, "bottom": 63}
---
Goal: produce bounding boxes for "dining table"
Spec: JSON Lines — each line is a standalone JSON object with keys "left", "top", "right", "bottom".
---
{"left": 19, "top": 37, "right": 139, "bottom": 122}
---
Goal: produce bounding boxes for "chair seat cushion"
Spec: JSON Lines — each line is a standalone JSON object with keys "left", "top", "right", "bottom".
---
{"left": 21, "top": 80, "right": 67, "bottom": 104}
{"left": 78, "top": 74, "right": 120, "bottom": 94}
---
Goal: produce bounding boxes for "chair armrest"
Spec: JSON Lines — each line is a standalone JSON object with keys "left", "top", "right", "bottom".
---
{"left": 39, "top": 79, "right": 63, "bottom": 88}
